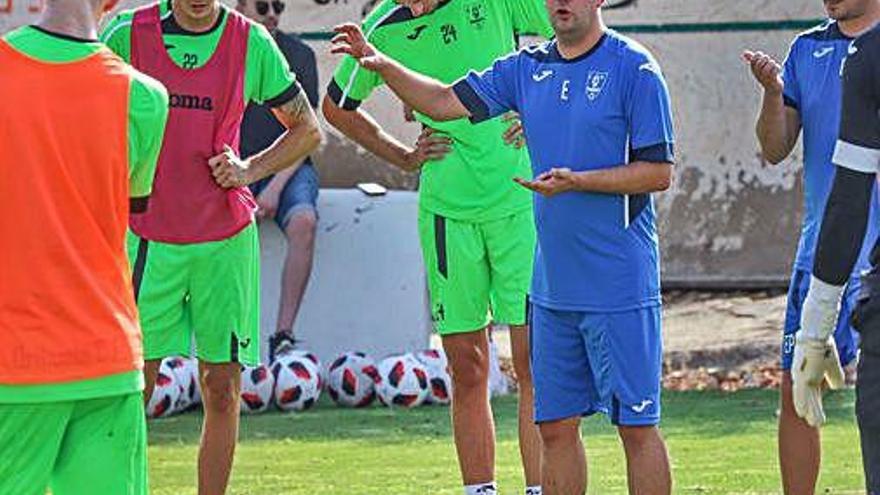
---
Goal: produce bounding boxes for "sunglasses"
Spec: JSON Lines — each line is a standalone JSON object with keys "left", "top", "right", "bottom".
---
{"left": 255, "top": 0, "right": 285, "bottom": 15}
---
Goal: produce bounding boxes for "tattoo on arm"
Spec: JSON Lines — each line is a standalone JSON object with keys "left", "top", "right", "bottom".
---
{"left": 248, "top": 91, "right": 322, "bottom": 183}
{"left": 273, "top": 92, "right": 313, "bottom": 129}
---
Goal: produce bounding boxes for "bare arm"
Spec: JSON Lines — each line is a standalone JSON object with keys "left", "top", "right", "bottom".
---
{"left": 322, "top": 95, "right": 454, "bottom": 172}
{"left": 253, "top": 92, "right": 323, "bottom": 180}
{"left": 569, "top": 162, "right": 673, "bottom": 194}
{"left": 372, "top": 57, "right": 470, "bottom": 122}
{"left": 209, "top": 92, "right": 323, "bottom": 189}
{"left": 743, "top": 50, "right": 801, "bottom": 164}
{"left": 515, "top": 162, "right": 672, "bottom": 197}
{"left": 756, "top": 92, "right": 801, "bottom": 164}
{"left": 322, "top": 95, "right": 416, "bottom": 171}
{"left": 329, "top": 23, "right": 470, "bottom": 123}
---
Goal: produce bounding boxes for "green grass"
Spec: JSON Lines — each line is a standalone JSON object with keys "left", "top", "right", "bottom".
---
{"left": 148, "top": 390, "right": 864, "bottom": 494}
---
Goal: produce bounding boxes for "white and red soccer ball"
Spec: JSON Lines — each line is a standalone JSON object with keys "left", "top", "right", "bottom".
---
{"left": 240, "top": 364, "right": 275, "bottom": 414}
{"left": 289, "top": 350, "right": 326, "bottom": 390}
{"left": 272, "top": 354, "right": 322, "bottom": 411}
{"left": 376, "top": 354, "right": 430, "bottom": 408}
{"left": 163, "top": 356, "right": 201, "bottom": 412}
{"left": 413, "top": 348, "right": 448, "bottom": 372}
{"left": 327, "top": 352, "right": 381, "bottom": 408}
{"left": 414, "top": 350, "right": 452, "bottom": 406}
{"left": 147, "top": 359, "right": 182, "bottom": 419}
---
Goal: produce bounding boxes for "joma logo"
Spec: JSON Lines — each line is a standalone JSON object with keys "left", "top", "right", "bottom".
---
{"left": 169, "top": 93, "right": 214, "bottom": 111}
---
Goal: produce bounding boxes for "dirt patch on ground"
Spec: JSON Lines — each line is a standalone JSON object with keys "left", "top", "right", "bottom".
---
{"left": 661, "top": 290, "right": 786, "bottom": 391}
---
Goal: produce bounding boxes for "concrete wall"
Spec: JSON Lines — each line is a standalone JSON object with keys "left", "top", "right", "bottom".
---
{"left": 1, "top": 0, "right": 829, "bottom": 285}
{"left": 258, "top": 190, "right": 431, "bottom": 363}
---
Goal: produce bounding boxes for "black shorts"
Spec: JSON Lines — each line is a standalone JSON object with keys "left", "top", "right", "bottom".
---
{"left": 854, "top": 270, "right": 880, "bottom": 494}
{"left": 857, "top": 353, "right": 880, "bottom": 494}
{"left": 854, "top": 271, "right": 880, "bottom": 356}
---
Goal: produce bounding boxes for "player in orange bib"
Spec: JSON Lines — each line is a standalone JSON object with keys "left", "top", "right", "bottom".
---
{"left": 0, "top": 1, "right": 169, "bottom": 494}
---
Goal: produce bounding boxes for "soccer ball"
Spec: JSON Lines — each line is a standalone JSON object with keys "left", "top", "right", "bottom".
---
{"left": 272, "top": 354, "right": 322, "bottom": 412}
{"left": 240, "top": 364, "right": 275, "bottom": 414}
{"left": 289, "top": 350, "right": 326, "bottom": 390}
{"left": 425, "top": 366, "right": 452, "bottom": 405}
{"left": 412, "top": 349, "right": 452, "bottom": 405}
{"left": 376, "top": 354, "right": 430, "bottom": 408}
{"left": 181, "top": 358, "right": 202, "bottom": 407}
{"left": 147, "top": 365, "right": 181, "bottom": 419}
{"left": 487, "top": 338, "right": 510, "bottom": 397}
{"left": 413, "top": 348, "right": 448, "bottom": 371}
{"left": 420, "top": 364, "right": 452, "bottom": 406}
{"left": 164, "top": 356, "right": 200, "bottom": 411}
{"left": 327, "top": 352, "right": 381, "bottom": 408}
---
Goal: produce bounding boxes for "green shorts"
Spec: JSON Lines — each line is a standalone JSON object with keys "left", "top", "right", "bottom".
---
{"left": 0, "top": 393, "right": 146, "bottom": 495}
{"left": 418, "top": 208, "right": 536, "bottom": 335}
{"left": 128, "top": 222, "right": 260, "bottom": 366}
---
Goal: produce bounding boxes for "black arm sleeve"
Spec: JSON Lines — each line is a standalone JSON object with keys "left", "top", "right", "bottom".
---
{"left": 834, "top": 28, "right": 880, "bottom": 173}
{"left": 814, "top": 28, "right": 880, "bottom": 285}
{"left": 814, "top": 167, "right": 876, "bottom": 285}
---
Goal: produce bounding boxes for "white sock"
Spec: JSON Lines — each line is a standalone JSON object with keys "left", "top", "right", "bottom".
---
{"left": 465, "top": 482, "right": 497, "bottom": 495}
{"left": 525, "top": 486, "right": 543, "bottom": 495}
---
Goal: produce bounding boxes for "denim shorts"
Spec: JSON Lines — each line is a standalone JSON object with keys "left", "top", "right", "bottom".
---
{"left": 249, "top": 162, "right": 319, "bottom": 230}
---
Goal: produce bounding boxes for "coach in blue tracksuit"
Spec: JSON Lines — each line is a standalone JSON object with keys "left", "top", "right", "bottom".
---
{"left": 329, "top": 0, "right": 676, "bottom": 492}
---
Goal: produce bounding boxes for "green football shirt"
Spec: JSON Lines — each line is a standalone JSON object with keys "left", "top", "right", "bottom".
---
{"left": 101, "top": 1, "right": 298, "bottom": 107}
{"left": 0, "top": 25, "right": 168, "bottom": 403}
{"left": 330, "top": 0, "right": 553, "bottom": 222}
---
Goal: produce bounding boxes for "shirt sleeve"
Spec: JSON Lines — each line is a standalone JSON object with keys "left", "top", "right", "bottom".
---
{"left": 506, "top": 0, "right": 554, "bottom": 38}
{"left": 451, "top": 52, "right": 520, "bottom": 124}
{"left": 781, "top": 38, "right": 801, "bottom": 111}
{"left": 128, "top": 72, "right": 169, "bottom": 197}
{"left": 246, "top": 24, "right": 300, "bottom": 107}
{"left": 832, "top": 35, "right": 880, "bottom": 174}
{"left": 327, "top": 2, "right": 407, "bottom": 110}
{"left": 328, "top": 52, "right": 384, "bottom": 110}
{"left": 99, "top": 11, "right": 134, "bottom": 63}
{"left": 626, "top": 54, "right": 675, "bottom": 163}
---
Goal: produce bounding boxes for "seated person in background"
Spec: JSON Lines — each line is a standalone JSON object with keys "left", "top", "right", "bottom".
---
{"left": 238, "top": 0, "right": 320, "bottom": 361}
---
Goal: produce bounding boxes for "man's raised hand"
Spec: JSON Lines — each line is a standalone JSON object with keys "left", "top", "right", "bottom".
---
{"left": 743, "top": 50, "right": 784, "bottom": 94}
{"left": 331, "top": 23, "right": 385, "bottom": 72}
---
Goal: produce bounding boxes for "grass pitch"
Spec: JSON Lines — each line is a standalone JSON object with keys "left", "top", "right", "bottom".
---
{"left": 147, "top": 390, "right": 863, "bottom": 494}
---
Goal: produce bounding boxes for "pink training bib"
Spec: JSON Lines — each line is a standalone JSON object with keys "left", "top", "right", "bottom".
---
{"left": 130, "top": 5, "right": 256, "bottom": 243}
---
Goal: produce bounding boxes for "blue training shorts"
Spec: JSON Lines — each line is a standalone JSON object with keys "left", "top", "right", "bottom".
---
{"left": 530, "top": 302, "right": 663, "bottom": 426}
{"left": 781, "top": 268, "right": 860, "bottom": 370}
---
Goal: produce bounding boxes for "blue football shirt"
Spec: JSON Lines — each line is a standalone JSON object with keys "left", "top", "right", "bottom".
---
{"left": 782, "top": 20, "right": 879, "bottom": 276}
{"left": 453, "top": 31, "right": 675, "bottom": 311}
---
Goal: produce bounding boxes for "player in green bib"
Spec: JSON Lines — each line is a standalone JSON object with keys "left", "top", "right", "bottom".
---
{"left": 102, "top": 1, "right": 322, "bottom": 493}
{"left": 324, "top": 1, "right": 553, "bottom": 493}
{"left": 0, "top": 0, "right": 168, "bottom": 492}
